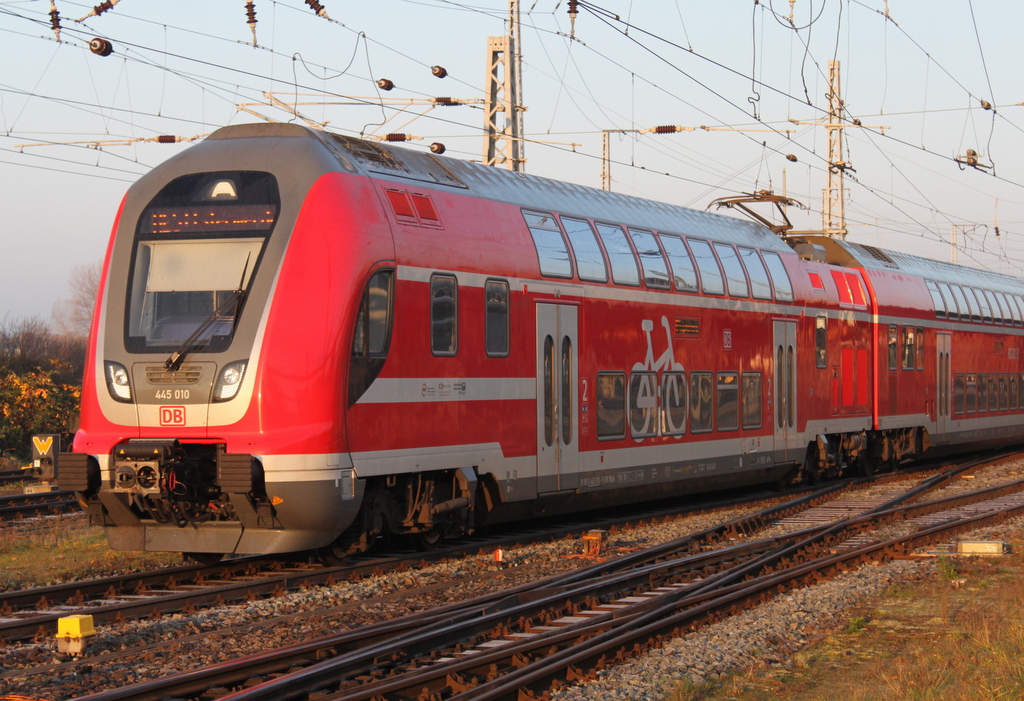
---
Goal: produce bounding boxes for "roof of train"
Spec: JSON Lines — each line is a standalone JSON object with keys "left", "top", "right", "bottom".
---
{"left": 206, "top": 123, "right": 1024, "bottom": 294}
{"left": 208, "top": 122, "right": 791, "bottom": 255}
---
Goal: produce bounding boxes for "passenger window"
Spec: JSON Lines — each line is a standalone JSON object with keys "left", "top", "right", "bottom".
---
{"left": 661, "top": 371, "right": 687, "bottom": 435}
{"left": 352, "top": 269, "right": 393, "bottom": 358}
{"left": 349, "top": 269, "right": 394, "bottom": 407}
{"left": 926, "top": 280, "right": 946, "bottom": 319}
{"left": 967, "top": 373, "right": 978, "bottom": 413}
{"left": 717, "top": 372, "right": 739, "bottom": 431}
{"left": 430, "top": 274, "right": 458, "bottom": 356}
{"left": 561, "top": 217, "right": 608, "bottom": 282}
{"left": 485, "top": 279, "right": 509, "bottom": 357}
{"left": 761, "top": 252, "right": 794, "bottom": 301}
{"left": 689, "top": 372, "right": 714, "bottom": 433}
{"left": 971, "top": 287, "right": 989, "bottom": 322}
{"left": 1000, "top": 375, "right": 1009, "bottom": 410}
{"left": 628, "top": 228, "right": 670, "bottom": 289}
{"left": 953, "top": 374, "right": 965, "bottom": 414}
{"left": 978, "top": 373, "right": 988, "bottom": 412}
{"left": 938, "top": 282, "right": 958, "bottom": 320}
{"left": 983, "top": 289, "right": 1002, "bottom": 324}
{"left": 901, "top": 326, "right": 915, "bottom": 370}
{"left": 1012, "top": 376, "right": 1019, "bottom": 410}
{"left": 742, "top": 372, "right": 763, "bottom": 429}
{"left": 888, "top": 325, "right": 898, "bottom": 371}
{"left": 658, "top": 234, "right": 699, "bottom": 292}
{"left": 1000, "top": 292, "right": 1020, "bottom": 326}
{"left": 595, "top": 223, "right": 640, "bottom": 286}
{"left": 739, "top": 248, "right": 773, "bottom": 300}
{"left": 916, "top": 327, "right": 925, "bottom": 370}
{"left": 596, "top": 372, "right": 626, "bottom": 439}
{"left": 951, "top": 285, "right": 972, "bottom": 322}
{"left": 714, "top": 244, "right": 749, "bottom": 298}
{"left": 989, "top": 376, "right": 998, "bottom": 411}
{"left": 523, "top": 210, "right": 572, "bottom": 278}
{"left": 629, "top": 372, "right": 659, "bottom": 437}
{"left": 687, "top": 239, "right": 724, "bottom": 296}
{"left": 815, "top": 315, "right": 827, "bottom": 369}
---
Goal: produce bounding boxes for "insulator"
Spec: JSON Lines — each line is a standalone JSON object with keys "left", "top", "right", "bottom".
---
{"left": 305, "top": 0, "right": 328, "bottom": 17}
{"left": 245, "top": 0, "right": 257, "bottom": 44}
{"left": 652, "top": 125, "right": 678, "bottom": 134}
{"left": 431, "top": 65, "right": 448, "bottom": 79}
{"left": 786, "top": 154, "right": 798, "bottom": 162}
{"left": 384, "top": 133, "right": 409, "bottom": 142}
{"left": 156, "top": 135, "right": 178, "bottom": 144}
{"left": 568, "top": 0, "right": 578, "bottom": 37}
{"left": 92, "top": 1, "right": 115, "bottom": 16}
{"left": 49, "top": 1, "right": 61, "bottom": 41}
{"left": 377, "top": 78, "right": 395, "bottom": 91}
{"left": 89, "top": 37, "right": 114, "bottom": 57}
{"left": 430, "top": 142, "right": 446, "bottom": 154}
{"left": 433, "top": 97, "right": 456, "bottom": 106}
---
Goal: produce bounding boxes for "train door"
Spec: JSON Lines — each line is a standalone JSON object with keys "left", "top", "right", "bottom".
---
{"left": 936, "top": 332, "right": 951, "bottom": 443}
{"left": 536, "top": 303, "right": 579, "bottom": 493}
{"left": 773, "top": 320, "right": 799, "bottom": 462}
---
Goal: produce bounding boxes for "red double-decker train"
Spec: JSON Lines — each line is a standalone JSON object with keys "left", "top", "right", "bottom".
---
{"left": 57, "top": 122, "right": 1024, "bottom": 560}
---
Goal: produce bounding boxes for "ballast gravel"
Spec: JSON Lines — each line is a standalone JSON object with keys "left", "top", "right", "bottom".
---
{"left": 2, "top": 456, "right": 1023, "bottom": 701}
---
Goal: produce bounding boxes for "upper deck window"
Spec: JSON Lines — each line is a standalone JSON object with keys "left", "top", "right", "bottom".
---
{"left": 925, "top": 279, "right": 946, "bottom": 319}
{"left": 739, "top": 248, "right": 773, "bottom": 300}
{"left": 126, "top": 171, "right": 279, "bottom": 354}
{"left": 561, "top": 217, "right": 608, "bottom": 282}
{"left": 971, "top": 287, "right": 990, "bottom": 322}
{"left": 938, "top": 282, "right": 959, "bottom": 320}
{"left": 687, "top": 239, "right": 724, "bottom": 296}
{"left": 628, "top": 228, "right": 670, "bottom": 289}
{"left": 523, "top": 211, "right": 572, "bottom": 278}
{"left": 714, "top": 244, "right": 749, "bottom": 298}
{"left": 658, "top": 234, "right": 699, "bottom": 292}
{"left": 595, "top": 223, "right": 640, "bottom": 286}
{"left": 761, "top": 252, "right": 794, "bottom": 302}
{"left": 950, "top": 285, "right": 972, "bottom": 322}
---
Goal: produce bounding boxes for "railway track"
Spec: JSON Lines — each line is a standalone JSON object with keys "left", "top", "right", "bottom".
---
{"left": 0, "top": 467, "right": 35, "bottom": 485}
{"left": 13, "top": 451, "right": 1020, "bottom": 701}
{"left": 0, "top": 489, "right": 79, "bottom": 522}
{"left": 0, "top": 479, "right": 823, "bottom": 644}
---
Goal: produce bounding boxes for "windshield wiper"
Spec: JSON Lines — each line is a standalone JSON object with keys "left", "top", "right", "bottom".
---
{"left": 164, "top": 255, "right": 251, "bottom": 371}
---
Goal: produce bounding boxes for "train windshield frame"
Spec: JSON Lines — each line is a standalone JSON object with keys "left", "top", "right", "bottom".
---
{"left": 124, "top": 171, "right": 280, "bottom": 354}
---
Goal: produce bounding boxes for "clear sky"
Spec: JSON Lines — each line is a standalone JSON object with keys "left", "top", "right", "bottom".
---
{"left": 2, "top": 0, "right": 1023, "bottom": 323}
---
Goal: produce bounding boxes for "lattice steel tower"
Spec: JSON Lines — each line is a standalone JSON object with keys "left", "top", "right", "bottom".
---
{"left": 483, "top": 0, "right": 525, "bottom": 171}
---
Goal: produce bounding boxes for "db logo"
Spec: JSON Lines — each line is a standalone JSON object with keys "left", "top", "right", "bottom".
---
{"left": 159, "top": 406, "right": 186, "bottom": 426}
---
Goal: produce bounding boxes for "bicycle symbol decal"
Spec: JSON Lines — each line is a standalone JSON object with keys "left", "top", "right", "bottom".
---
{"left": 630, "top": 317, "right": 686, "bottom": 441}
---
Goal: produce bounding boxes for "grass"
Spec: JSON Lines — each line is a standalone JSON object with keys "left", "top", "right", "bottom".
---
{"left": 0, "top": 515, "right": 182, "bottom": 590}
{"left": 665, "top": 527, "right": 1024, "bottom": 701}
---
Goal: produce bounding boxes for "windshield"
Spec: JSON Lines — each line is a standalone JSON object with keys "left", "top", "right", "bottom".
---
{"left": 125, "top": 171, "right": 279, "bottom": 353}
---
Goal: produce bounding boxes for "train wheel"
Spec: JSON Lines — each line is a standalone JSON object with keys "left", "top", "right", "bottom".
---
{"left": 859, "top": 455, "right": 875, "bottom": 478}
{"left": 413, "top": 528, "right": 445, "bottom": 550}
{"left": 184, "top": 552, "right": 224, "bottom": 565}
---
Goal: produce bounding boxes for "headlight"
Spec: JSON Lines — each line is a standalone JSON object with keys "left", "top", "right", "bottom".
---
{"left": 104, "top": 361, "right": 132, "bottom": 403}
{"left": 213, "top": 360, "right": 248, "bottom": 402}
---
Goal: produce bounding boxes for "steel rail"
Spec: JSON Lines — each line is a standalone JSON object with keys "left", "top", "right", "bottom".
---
{"left": 205, "top": 468, "right": 1024, "bottom": 701}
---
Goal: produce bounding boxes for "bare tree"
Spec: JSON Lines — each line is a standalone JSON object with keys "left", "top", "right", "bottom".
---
{"left": 52, "top": 260, "right": 102, "bottom": 339}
